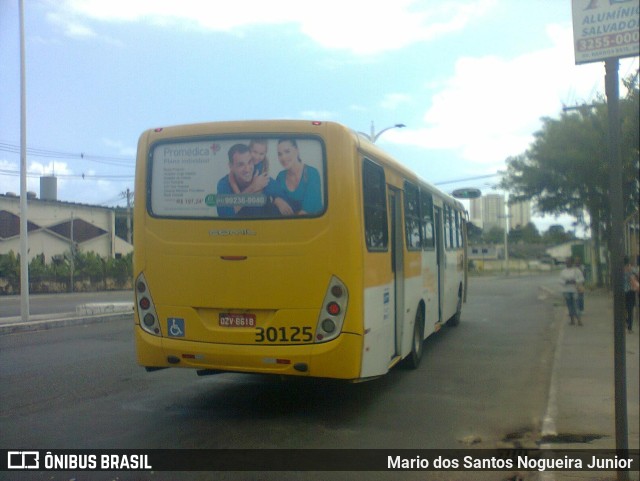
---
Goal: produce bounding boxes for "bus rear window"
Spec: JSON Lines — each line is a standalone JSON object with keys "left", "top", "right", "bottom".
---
{"left": 149, "top": 137, "right": 325, "bottom": 219}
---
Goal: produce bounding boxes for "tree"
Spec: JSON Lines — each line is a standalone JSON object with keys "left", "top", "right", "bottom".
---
{"left": 0, "top": 251, "right": 20, "bottom": 293}
{"left": 467, "top": 222, "right": 483, "bottom": 244}
{"left": 500, "top": 73, "right": 639, "bottom": 285}
{"left": 484, "top": 226, "right": 505, "bottom": 245}
{"left": 542, "top": 224, "right": 575, "bottom": 245}
{"left": 509, "top": 222, "right": 541, "bottom": 244}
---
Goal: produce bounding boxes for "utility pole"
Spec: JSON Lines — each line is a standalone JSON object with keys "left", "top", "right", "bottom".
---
{"left": 570, "top": 3, "right": 637, "bottom": 477}
{"left": 605, "top": 58, "right": 628, "bottom": 481}
{"left": 497, "top": 195, "right": 510, "bottom": 276}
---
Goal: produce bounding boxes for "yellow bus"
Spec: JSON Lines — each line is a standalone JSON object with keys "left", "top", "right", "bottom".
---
{"left": 133, "top": 120, "right": 468, "bottom": 380}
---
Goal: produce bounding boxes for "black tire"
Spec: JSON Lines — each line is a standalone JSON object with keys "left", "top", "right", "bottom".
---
{"left": 447, "top": 288, "right": 462, "bottom": 327}
{"left": 404, "top": 307, "right": 425, "bottom": 369}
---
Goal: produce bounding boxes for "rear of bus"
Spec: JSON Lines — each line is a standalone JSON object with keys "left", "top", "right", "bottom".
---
{"left": 133, "top": 120, "right": 365, "bottom": 379}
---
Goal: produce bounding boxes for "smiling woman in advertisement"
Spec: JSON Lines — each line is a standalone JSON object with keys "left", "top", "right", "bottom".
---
{"left": 269, "top": 138, "right": 323, "bottom": 216}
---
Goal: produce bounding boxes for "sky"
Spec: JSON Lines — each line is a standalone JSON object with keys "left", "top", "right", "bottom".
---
{"left": 1, "top": 0, "right": 638, "bottom": 234}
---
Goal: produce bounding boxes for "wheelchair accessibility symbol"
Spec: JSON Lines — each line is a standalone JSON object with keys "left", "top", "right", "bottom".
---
{"left": 168, "top": 318, "right": 185, "bottom": 337}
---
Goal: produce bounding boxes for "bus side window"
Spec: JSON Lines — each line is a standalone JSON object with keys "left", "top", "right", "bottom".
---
{"left": 450, "top": 207, "right": 455, "bottom": 248}
{"left": 420, "top": 190, "right": 434, "bottom": 249}
{"left": 457, "top": 210, "right": 465, "bottom": 248}
{"left": 443, "top": 205, "right": 450, "bottom": 249}
{"left": 404, "top": 181, "right": 421, "bottom": 250}
{"left": 363, "top": 159, "right": 389, "bottom": 251}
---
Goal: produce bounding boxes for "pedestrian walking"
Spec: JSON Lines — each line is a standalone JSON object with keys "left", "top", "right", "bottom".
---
{"left": 574, "top": 256, "right": 585, "bottom": 316}
{"left": 623, "top": 256, "right": 639, "bottom": 334}
{"left": 560, "top": 257, "right": 584, "bottom": 326}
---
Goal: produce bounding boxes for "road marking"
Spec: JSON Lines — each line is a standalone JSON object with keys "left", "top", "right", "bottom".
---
{"left": 542, "top": 315, "right": 564, "bottom": 437}
{"left": 539, "top": 311, "right": 565, "bottom": 481}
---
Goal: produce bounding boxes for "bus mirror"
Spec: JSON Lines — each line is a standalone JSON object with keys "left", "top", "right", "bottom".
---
{"left": 451, "top": 188, "right": 481, "bottom": 199}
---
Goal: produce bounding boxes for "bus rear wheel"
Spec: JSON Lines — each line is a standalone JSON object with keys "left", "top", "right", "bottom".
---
{"left": 447, "top": 287, "right": 462, "bottom": 327}
{"left": 404, "top": 307, "right": 425, "bottom": 369}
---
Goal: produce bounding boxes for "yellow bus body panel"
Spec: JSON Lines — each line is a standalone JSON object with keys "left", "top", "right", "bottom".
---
{"left": 135, "top": 325, "right": 363, "bottom": 379}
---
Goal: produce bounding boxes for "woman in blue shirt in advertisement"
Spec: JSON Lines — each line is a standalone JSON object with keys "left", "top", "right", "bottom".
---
{"left": 269, "top": 138, "right": 323, "bottom": 216}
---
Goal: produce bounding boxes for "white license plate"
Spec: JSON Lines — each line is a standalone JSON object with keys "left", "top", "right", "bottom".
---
{"left": 219, "top": 313, "right": 256, "bottom": 328}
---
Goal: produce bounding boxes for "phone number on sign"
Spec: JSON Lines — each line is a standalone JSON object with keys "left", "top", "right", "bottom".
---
{"left": 174, "top": 198, "right": 203, "bottom": 205}
{"left": 577, "top": 31, "right": 639, "bottom": 52}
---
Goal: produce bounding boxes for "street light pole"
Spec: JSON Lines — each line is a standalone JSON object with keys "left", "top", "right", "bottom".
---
{"left": 504, "top": 211, "right": 510, "bottom": 276}
{"left": 497, "top": 194, "right": 510, "bottom": 276}
{"left": 360, "top": 122, "right": 406, "bottom": 143}
{"left": 19, "top": 0, "right": 30, "bottom": 322}
{"left": 497, "top": 216, "right": 510, "bottom": 275}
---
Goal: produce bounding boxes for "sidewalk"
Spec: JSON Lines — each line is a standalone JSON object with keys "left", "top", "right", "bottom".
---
{"left": 539, "top": 288, "right": 640, "bottom": 481}
{"left": 0, "top": 302, "right": 133, "bottom": 335}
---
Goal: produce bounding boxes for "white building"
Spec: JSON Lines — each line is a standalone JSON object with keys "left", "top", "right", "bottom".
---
{"left": 469, "top": 196, "right": 483, "bottom": 228}
{"left": 0, "top": 192, "right": 132, "bottom": 263}
{"left": 470, "top": 195, "right": 532, "bottom": 233}
{"left": 509, "top": 200, "right": 532, "bottom": 230}
{"left": 470, "top": 194, "right": 505, "bottom": 231}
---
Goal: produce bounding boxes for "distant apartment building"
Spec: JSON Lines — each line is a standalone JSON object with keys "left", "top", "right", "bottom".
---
{"left": 470, "top": 194, "right": 531, "bottom": 233}
{"left": 469, "top": 197, "right": 483, "bottom": 227}
{"left": 470, "top": 194, "right": 505, "bottom": 231}
{"left": 509, "top": 200, "right": 532, "bottom": 230}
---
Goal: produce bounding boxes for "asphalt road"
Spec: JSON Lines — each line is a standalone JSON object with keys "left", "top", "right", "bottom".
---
{"left": 0, "top": 274, "right": 561, "bottom": 481}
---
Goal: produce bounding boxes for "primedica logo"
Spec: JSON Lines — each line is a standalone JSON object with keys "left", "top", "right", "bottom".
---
{"left": 8, "top": 451, "right": 39, "bottom": 469}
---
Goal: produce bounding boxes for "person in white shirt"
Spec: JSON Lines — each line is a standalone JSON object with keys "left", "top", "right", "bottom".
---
{"left": 560, "top": 257, "right": 585, "bottom": 326}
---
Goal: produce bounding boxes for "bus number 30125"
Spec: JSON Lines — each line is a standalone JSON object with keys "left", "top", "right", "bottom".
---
{"left": 255, "top": 326, "right": 313, "bottom": 343}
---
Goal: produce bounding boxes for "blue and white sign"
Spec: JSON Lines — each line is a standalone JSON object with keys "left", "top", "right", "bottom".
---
{"left": 167, "top": 318, "right": 185, "bottom": 337}
{"left": 572, "top": 0, "right": 640, "bottom": 64}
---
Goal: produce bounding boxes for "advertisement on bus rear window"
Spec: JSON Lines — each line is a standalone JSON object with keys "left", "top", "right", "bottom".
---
{"left": 149, "top": 137, "right": 325, "bottom": 218}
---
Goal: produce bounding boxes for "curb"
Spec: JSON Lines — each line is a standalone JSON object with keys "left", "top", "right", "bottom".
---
{"left": 0, "top": 311, "right": 134, "bottom": 335}
{"left": 76, "top": 302, "right": 134, "bottom": 316}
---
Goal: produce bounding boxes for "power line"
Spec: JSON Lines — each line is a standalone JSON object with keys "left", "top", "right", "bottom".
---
{"left": 0, "top": 141, "right": 134, "bottom": 166}
{"left": 0, "top": 168, "right": 133, "bottom": 180}
{"left": 433, "top": 172, "right": 501, "bottom": 186}
{"left": 97, "top": 192, "right": 132, "bottom": 206}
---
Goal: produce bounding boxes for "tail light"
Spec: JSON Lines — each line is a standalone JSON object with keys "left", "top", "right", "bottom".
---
{"left": 135, "top": 273, "right": 161, "bottom": 336}
{"left": 315, "top": 276, "right": 348, "bottom": 343}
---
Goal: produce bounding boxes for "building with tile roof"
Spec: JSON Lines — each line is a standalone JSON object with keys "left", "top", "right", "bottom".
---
{"left": 0, "top": 192, "right": 132, "bottom": 263}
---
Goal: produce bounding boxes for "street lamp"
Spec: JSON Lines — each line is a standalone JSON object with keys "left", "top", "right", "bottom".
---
{"left": 497, "top": 196, "right": 511, "bottom": 276}
{"left": 360, "top": 121, "right": 406, "bottom": 143}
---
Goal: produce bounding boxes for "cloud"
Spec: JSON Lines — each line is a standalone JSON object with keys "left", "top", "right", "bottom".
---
{"left": 386, "top": 24, "right": 636, "bottom": 169}
{"left": 0, "top": 159, "right": 76, "bottom": 197}
{"left": 380, "top": 93, "right": 412, "bottom": 110}
{"left": 28, "top": 161, "right": 74, "bottom": 196}
{"left": 348, "top": 103, "right": 366, "bottom": 110}
{"left": 48, "top": 0, "right": 497, "bottom": 54}
{"left": 46, "top": 11, "right": 97, "bottom": 39}
{"left": 29, "top": 160, "right": 71, "bottom": 177}
{"left": 0, "top": 159, "right": 19, "bottom": 195}
{"left": 298, "top": 0, "right": 498, "bottom": 54}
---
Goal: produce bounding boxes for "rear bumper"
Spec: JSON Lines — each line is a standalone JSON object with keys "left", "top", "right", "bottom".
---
{"left": 135, "top": 326, "right": 363, "bottom": 380}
